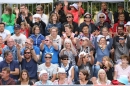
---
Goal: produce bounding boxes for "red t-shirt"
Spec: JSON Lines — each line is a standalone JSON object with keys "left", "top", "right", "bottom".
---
{"left": 20, "top": 28, "right": 29, "bottom": 38}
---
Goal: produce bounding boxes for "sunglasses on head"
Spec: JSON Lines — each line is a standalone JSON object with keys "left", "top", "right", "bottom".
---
{"left": 45, "top": 56, "right": 52, "bottom": 58}
{"left": 66, "top": 16, "right": 72, "bottom": 18}
{"left": 99, "top": 16, "right": 105, "bottom": 18}
{"left": 24, "top": 52, "right": 31, "bottom": 54}
{"left": 62, "top": 58, "right": 69, "bottom": 60}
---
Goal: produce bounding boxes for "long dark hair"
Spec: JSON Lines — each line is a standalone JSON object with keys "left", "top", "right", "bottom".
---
{"left": 5, "top": 5, "right": 12, "bottom": 23}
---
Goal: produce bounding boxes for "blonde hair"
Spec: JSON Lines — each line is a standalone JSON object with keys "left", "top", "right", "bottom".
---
{"left": 97, "top": 69, "right": 108, "bottom": 83}
{"left": 102, "top": 56, "right": 110, "bottom": 62}
{"left": 64, "top": 38, "right": 75, "bottom": 49}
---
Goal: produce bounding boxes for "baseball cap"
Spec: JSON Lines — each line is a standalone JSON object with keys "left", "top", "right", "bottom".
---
{"left": 14, "top": 24, "right": 21, "bottom": 29}
{"left": 70, "top": 3, "right": 78, "bottom": 10}
{"left": 57, "top": 67, "right": 66, "bottom": 73}
{"left": 39, "top": 69, "right": 49, "bottom": 77}
{"left": 118, "top": 3, "right": 124, "bottom": 7}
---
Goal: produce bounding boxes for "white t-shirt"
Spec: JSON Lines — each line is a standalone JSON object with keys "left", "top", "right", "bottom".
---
{"left": 96, "top": 80, "right": 111, "bottom": 85}
{"left": 41, "top": 14, "right": 48, "bottom": 25}
{"left": 11, "top": 34, "right": 27, "bottom": 46}
{"left": 0, "top": 30, "right": 10, "bottom": 39}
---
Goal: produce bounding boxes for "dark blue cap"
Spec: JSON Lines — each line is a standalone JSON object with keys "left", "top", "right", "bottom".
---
{"left": 14, "top": 24, "right": 21, "bottom": 29}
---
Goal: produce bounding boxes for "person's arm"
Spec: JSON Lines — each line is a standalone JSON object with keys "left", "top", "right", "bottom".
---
{"left": 64, "top": 1, "right": 69, "bottom": 15}
{"left": 70, "top": 67, "right": 74, "bottom": 81}
{"left": 76, "top": 38, "right": 81, "bottom": 49}
{"left": 40, "top": 40, "right": 45, "bottom": 51}
{"left": 10, "top": 68, "right": 19, "bottom": 75}
{"left": 16, "top": 44, "right": 22, "bottom": 62}
{"left": 3, "top": 30, "right": 11, "bottom": 42}
{"left": 51, "top": 74, "right": 57, "bottom": 82}
{"left": 52, "top": 42, "right": 58, "bottom": 50}
{"left": 77, "top": 54, "right": 83, "bottom": 66}
{"left": 51, "top": 65, "right": 58, "bottom": 82}
{"left": 30, "top": 49, "right": 38, "bottom": 62}
{"left": 78, "top": 2, "right": 84, "bottom": 16}
{"left": 113, "top": 65, "right": 118, "bottom": 80}
{"left": 89, "top": 51, "right": 94, "bottom": 65}
{"left": 71, "top": 48, "right": 77, "bottom": 56}
{"left": 107, "top": 38, "right": 113, "bottom": 50}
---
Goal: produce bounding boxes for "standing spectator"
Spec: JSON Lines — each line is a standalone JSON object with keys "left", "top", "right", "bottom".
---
{"left": 15, "top": 4, "right": 32, "bottom": 25}
{"left": 61, "top": 13, "right": 79, "bottom": 35}
{"left": 64, "top": 1, "right": 84, "bottom": 24}
{"left": 53, "top": 67, "right": 73, "bottom": 85}
{"left": 17, "top": 46, "right": 38, "bottom": 83}
{"left": 0, "top": 23, "right": 11, "bottom": 42}
{"left": 114, "top": 3, "right": 129, "bottom": 23}
{"left": 1, "top": 5, "right": 16, "bottom": 34}
{"left": 96, "top": 2, "right": 112, "bottom": 24}
{"left": 35, "top": 5, "right": 48, "bottom": 25}
{"left": 37, "top": 53, "right": 58, "bottom": 82}
{"left": 11, "top": 24, "right": 27, "bottom": 47}
{"left": 0, "top": 51, "right": 19, "bottom": 80}
{"left": 79, "top": 12, "right": 98, "bottom": 34}
{"left": 50, "top": 1, "right": 66, "bottom": 24}
{"left": 113, "top": 13, "right": 126, "bottom": 34}
{"left": 35, "top": 69, "right": 53, "bottom": 85}
{"left": 0, "top": 67, "right": 16, "bottom": 85}
{"left": 20, "top": 22, "right": 30, "bottom": 38}
{"left": 29, "top": 25, "right": 45, "bottom": 47}
{"left": 59, "top": 38, "right": 77, "bottom": 66}
{"left": 96, "top": 13, "right": 111, "bottom": 31}
{"left": 40, "top": 35, "right": 59, "bottom": 64}
{"left": 113, "top": 55, "right": 130, "bottom": 81}
{"left": 96, "top": 69, "right": 111, "bottom": 85}
{"left": 75, "top": 69, "right": 93, "bottom": 85}
{"left": 46, "top": 13, "right": 61, "bottom": 35}
{"left": 49, "top": 27, "right": 62, "bottom": 50}
{"left": 17, "top": 69, "right": 33, "bottom": 85}
{"left": 31, "top": 14, "right": 46, "bottom": 36}
{"left": 1, "top": 37, "right": 17, "bottom": 60}
{"left": 0, "top": 36, "right": 6, "bottom": 56}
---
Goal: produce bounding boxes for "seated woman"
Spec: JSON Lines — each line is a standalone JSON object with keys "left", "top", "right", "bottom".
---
{"left": 59, "top": 55, "right": 74, "bottom": 81}
{"left": 17, "top": 69, "right": 33, "bottom": 85}
{"left": 29, "top": 25, "right": 45, "bottom": 47}
{"left": 113, "top": 55, "right": 130, "bottom": 82}
{"left": 93, "top": 56, "right": 113, "bottom": 81}
{"left": 53, "top": 67, "right": 73, "bottom": 85}
{"left": 75, "top": 69, "right": 93, "bottom": 85}
{"left": 96, "top": 69, "right": 111, "bottom": 85}
{"left": 59, "top": 38, "right": 77, "bottom": 66}
{"left": 35, "top": 69, "right": 53, "bottom": 85}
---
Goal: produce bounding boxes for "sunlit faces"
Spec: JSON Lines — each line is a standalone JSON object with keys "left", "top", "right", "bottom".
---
{"left": 22, "top": 72, "right": 28, "bottom": 80}
{"left": 82, "top": 26, "right": 89, "bottom": 34}
{"left": 36, "top": 8, "right": 42, "bottom": 14}
{"left": 98, "top": 70, "right": 106, "bottom": 80}
{"left": 24, "top": 49, "right": 31, "bottom": 59}
{"left": 58, "top": 72, "right": 66, "bottom": 79}
{"left": 34, "top": 27, "right": 40, "bottom": 34}
{"left": 41, "top": 73, "right": 49, "bottom": 81}
{"left": 101, "top": 3, "right": 107, "bottom": 10}
{"left": 65, "top": 42, "right": 71, "bottom": 49}
{"left": 84, "top": 15, "right": 91, "bottom": 22}
{"left": 4, "top": 10, "right": 9, "bottom": 14}
{"left": 79, "top": 72, "right": 86, "bottom": 80}
{"left": 0, "top": 24, "right": 5, "bottom": 32}
{"left": 1, "top": 70, "right": 9, "bottom": 79}
{"left": 99, "top": 37, "right": 106, "bottom": 45}
{"left": 7, "top": 38, "right": 14, "bottom": 47}
{"left": 44, "top": 54, "right": 52, "bottom": 63}
{"left": 102, "top": 28, "right": 109, "bottom": 36}
{"left": 119, "top": 36, "right": 125, "bottom": 44}
{"left": 20, "top": 6, "right": 26, "bottom": 13}
{"left": 56, "top": 3, "right": 63, "bottom": 10}
{"left": 121, "top": 58, "right": 128, "bottom": 64}
{"left": 5, "top": 53, "right": 13, "bottom": 63}
{"left": 45, "top": 37, "right": 51, "bottom": 45}
{"left": 117, "top": 27, "right": 124, "bottom": 35}
{"left": 61, "top": 58, "right": 69, "bottom": 64}
{"left": 65, "top": 26, "right": 72, "bottom": 33}
{"left": 52, "top": 14, "right": 58, "bottom": 21}
{"left": 50, "top": 28, "right": 58, "bottom": 37}
{"left": 99, "top": 14, "right": 105, "bottom": 22}
{"left": 118, "top": 14, "right": 125, "bottom": 21}
{"left": 81, "top": 39, "right": 88, "bottom": 46}
{"left": 83, "top": 54, "right": 89, "bottom": 62}
{"left": 66, "top": 14, "right": 73, "bottom": 22}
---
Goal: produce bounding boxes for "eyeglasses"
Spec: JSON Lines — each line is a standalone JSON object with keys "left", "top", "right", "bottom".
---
{"left": 24, "top": 52, "right": 31, "bottom": 54}
{"left": 62, "top": 58, "right": 69, "bottom": 60}
{"left": 45, "top": 40, "right": 49, "bottom": 41}
{"left": 36, "top": 10, "right": 41, "bottom": 11}
{"left": 99, "top": 16, "right": 105, "bottom": 18}
{"left": 45, "top": 56, "right": 52, "bottom": 58}
{"left": 84, "top": 16, "right": 91, "bottom": 18}
{"left": 66, "top": 16, "right": 72, "bottom": 18}
{"left": 119, "top": 38, "right": 125, "bottom": 40}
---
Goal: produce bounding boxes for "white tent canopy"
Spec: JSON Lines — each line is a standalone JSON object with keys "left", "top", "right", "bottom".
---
{"left": 59, "top": 0, "right": 129, "bottom": 2}
{"left": 0, "top": 0, "right": 53, "bottom": 4}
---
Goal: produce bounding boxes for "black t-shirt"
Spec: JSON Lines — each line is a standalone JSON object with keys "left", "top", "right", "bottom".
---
{"left": 75, "top": 80, "right": 93, "bottom": 85}
{"left": 16, "top": 80, "right": 33, "bottom": 85}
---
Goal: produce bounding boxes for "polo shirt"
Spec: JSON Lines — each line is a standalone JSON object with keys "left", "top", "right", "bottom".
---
{"left": 42, "top": 45, "right": 59, "bottom": 64}
{"left": 20, "top": 58, "right": 37, "bottom": 79}
{"left": 0, "top": 60, "right": 19, "bottom": 80}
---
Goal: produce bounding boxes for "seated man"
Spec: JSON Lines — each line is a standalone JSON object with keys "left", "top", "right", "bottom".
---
{"left": 0, "top": 67, "right": 16, "bottom": 85}
{"left": 37, "top": 53, "right": 58, "bottom": 82}
{"left": 0, "top": 51, "right": 19, "bottom": 80}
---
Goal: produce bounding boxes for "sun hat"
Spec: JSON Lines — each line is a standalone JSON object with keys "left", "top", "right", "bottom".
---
{"left": 97, "top": 35, "right": 105, "bottom": 43}
{"left": 57, "top": 67, "right": 66, "bottom": 73}
{"left": 33, "top": 14, "right": 41, "bottom": 19}
{"left": 39, "top": 69, "right": 48, "bottom": 77}
{"left": 117, "top": 76, "right": 129, "bottom": 85}
{"left": 70, "top": 3, "right": 78, "bottom": 10}
{"left": 124, "top": 21, "right": 130, "bottom": 27}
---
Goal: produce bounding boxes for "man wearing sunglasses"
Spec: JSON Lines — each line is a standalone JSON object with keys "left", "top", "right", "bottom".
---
{"left": 61, "top": 13, "right": 79, "bottom": 36}
{"left": 37, "top": 53, "right": 58, "bottom": 82}
{"left": 112, "top": 34, "right": 130, "bottom": 64}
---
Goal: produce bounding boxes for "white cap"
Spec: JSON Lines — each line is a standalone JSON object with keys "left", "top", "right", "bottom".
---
{"left": 33, "top": 14, "right": 41, "bottom": 19}
{"left": 124, "top": 21, "right": 130, "bottom": 27}
{"left": 39, "top": 69, "right": 48, "bottom": 77}
{"left": 81, "top": 37, "right": 89, "bottom": 40}
{"left": 57, "top": 67, "right": 66, "bottom": 73}
{"left": 0, "top": 57, "right": 3, "bottom": 62}
{"left": 97, "top": 35, "right": 105, "bottom": 43}
{"left": 84, "top": 12, "right": 91, "bottom": 17}
{"left": 70, "top": 3, "right": 78, "bottom": 10}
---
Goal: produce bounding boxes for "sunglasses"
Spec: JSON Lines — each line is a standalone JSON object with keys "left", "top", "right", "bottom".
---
{"left": 24, "top": 52, "right": 31, "bottom": 54}
{"left": 45, "top": 56, "right": 52, "bottom": 58}
{"left": 119, "top": 38, "right": 125, "bottom": 40}
{"left": 36, "top": 10, "right": 41, "bottom": 11}
{"left": 66, "top": 16, "right": 72, "bottom": 18}
{"left": 84, "top": 16, "right": 91, "bottom": 18}
{"left": 45, "top": 40, "right": 49, "bottom": 41}
{"left": 62, "top": 58, "right": 69, "bottom": 60}
{"left": 99, "top": 16, "right": 105, "bottom": 18}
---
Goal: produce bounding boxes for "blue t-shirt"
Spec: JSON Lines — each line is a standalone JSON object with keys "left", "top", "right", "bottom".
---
{"left": 0, "top": 60, "right": 19, "bottom": 80}
{"left": 21, "top": 46, "right": 40, "bottom": 55}
{"left": 42, "top": 45, "right": 59, "bottom": 64}
{"left": 20, "top": 58, "right": 37, "bottom": 79}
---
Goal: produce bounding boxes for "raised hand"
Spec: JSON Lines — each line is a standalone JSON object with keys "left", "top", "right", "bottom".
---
{"left": 16, "top": 43, "right": 21, "bottom": 50}
{"left": 78, "top": 2, "right": 82, "bottom": 7}
{"left": 14, "top": 7, "right": 19, "bottom": 14}
{"left": 64, "top": 0, "right": 68, "bottom": 6}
